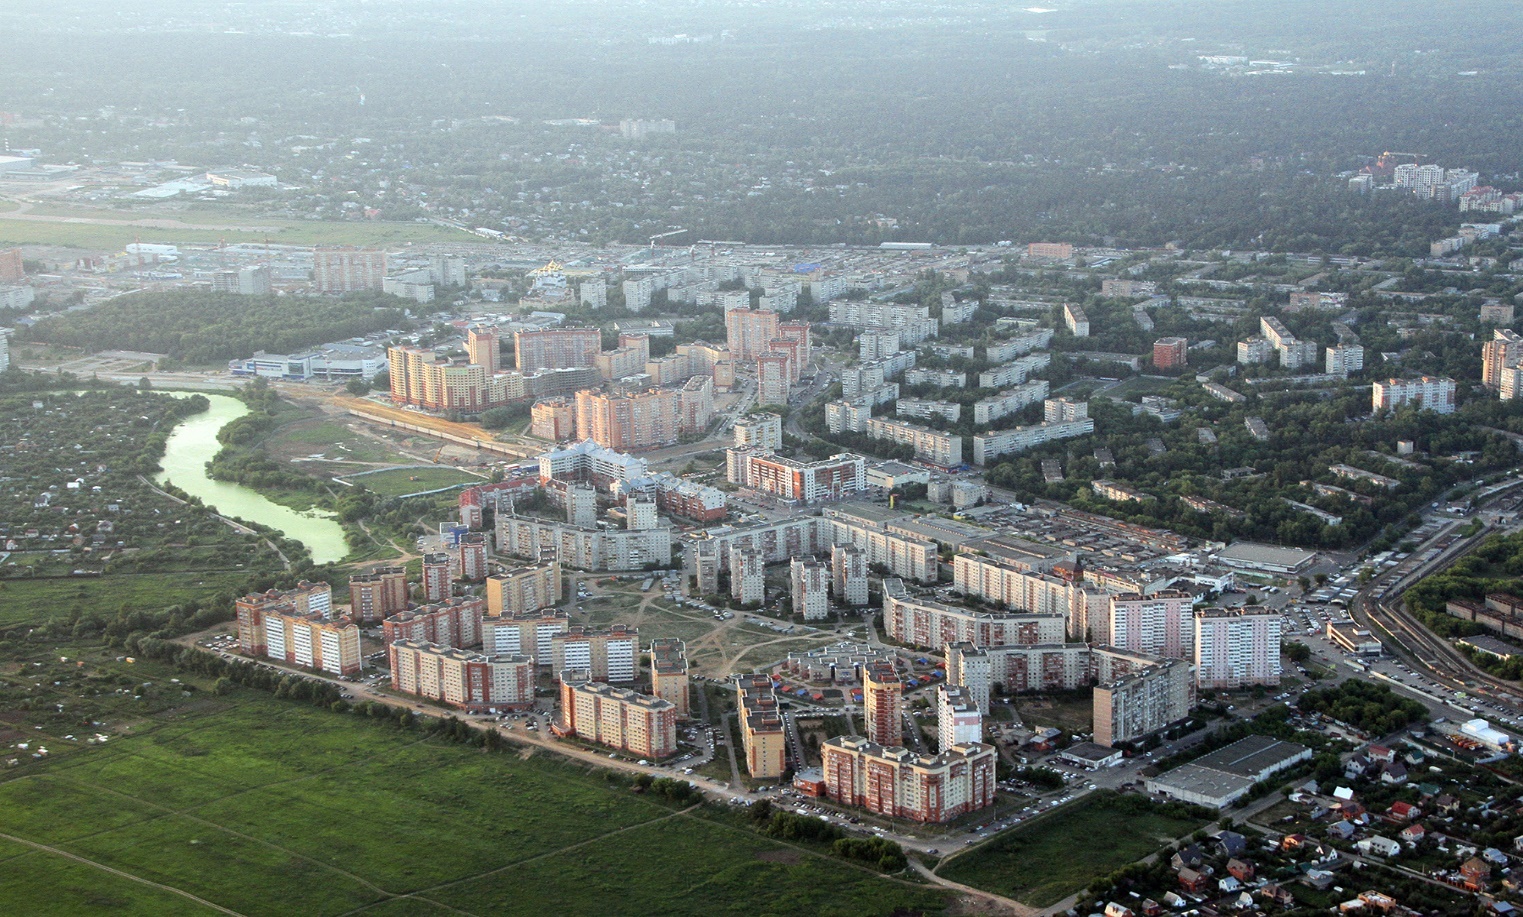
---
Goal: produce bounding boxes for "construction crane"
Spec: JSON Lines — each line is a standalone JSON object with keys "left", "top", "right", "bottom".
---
{"left": 433, "top": 444, "right": 447, "bottom": 463}
{"left": 649, "top": 228, "right": 688, "bottom": 249}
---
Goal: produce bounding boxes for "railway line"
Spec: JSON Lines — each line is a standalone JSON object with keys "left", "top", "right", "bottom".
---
{"left": 1349, "top": 480, "right": 1523, "bottom": 715}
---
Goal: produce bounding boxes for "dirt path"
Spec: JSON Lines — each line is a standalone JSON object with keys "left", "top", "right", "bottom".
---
{"left": 138, "top": 474, "right": 292, "bottom": 570}
{"left": 0, "top": 828, "right": 246, "bottom": 916}
{"left": 910, "top": 859, "right": 1033, "bottom": 917}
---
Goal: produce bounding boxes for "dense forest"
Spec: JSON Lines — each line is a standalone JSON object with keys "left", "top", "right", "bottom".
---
{"left": 2, "top": 1, "right": 1522, "bottom": 253}
{"left": 21, "top": 291, "right": 408, "bottom": 364}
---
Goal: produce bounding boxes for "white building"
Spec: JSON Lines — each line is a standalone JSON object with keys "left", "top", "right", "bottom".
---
{"left": 623, "top": 277, "right": 654, "bottom": 313}
{"left": 1194, "top": 607, "right": 1281, "bottom": 689}
{"left": 731, "top": 547, "right": 766, "bottom": 605}
{"left": 1326, "top": 343, "right": 1365, "bottom": 377}
{"left": 937, "top": 685, "right": 984, "bottom": 750}
{"left": 790, "top": 556, "right": 831, "bottom": 621}
{"left": 830, "top": 543, "right": 870, "bottom": 606}
{"left": 734, "top": 412, "right": 783, "bottom": 452}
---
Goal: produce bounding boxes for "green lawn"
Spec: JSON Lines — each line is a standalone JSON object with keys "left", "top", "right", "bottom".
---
{"left": 343, "top": 467, "right": 482, "bottom": 498}
{"left": 0, "top": 572, "right": 252, "bottom": 628}
{"left": 0, "top": 210, "right": 470, "bottom": 250}
{"left": 938, "top": 791, "right": 1207, "bottom": 907}
{"left": 0, "top": 690, "right": 950, "bottom": 916}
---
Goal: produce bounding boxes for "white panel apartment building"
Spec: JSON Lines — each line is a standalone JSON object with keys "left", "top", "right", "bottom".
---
{"left": 1194, "top": 608, "right": 1282, "bottom": 689}
{"left": 952, "top": 552, "right": 1107, "bottom": 639}
{"left": 733, "top": 412, "right": 784, "bottom": 452}
{"left": 864, "top": 417, "right": 963, "bottom": 467}
{"left": 883, "top": 579, "right": 1067, "bottom": 650}
{"left": 790, "top": 556, "right": 831, "bottom": 621}
{"left": 972, "top": 381, "right": 1050, "bottom": 425}
{"left": 1108, "top": 591, "right": 1195, "bottom": 660}
{"left": 496, "top": 515, "right": 672, "bottom": 571}
{"left": 938, "top": 685, "right": 984, "bottom": 750}
{"left": 481, "top": 611, "right": 571, "bottom": 666}
{"left": 551, "top": 625, "right": 639, "bottom": 682}
{"left": 831, "top": 544, "right": 870, "bottom": 606}
{"left": 828, "top": 300, "right": 940, "bottom": 344}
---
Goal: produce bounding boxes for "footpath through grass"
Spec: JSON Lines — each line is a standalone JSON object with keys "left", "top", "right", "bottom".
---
{"left": 0, "top": 689, "right": 950, "bottom": 917}
{"left": 938, "top": 791, "right": 1209, "bottom": 907}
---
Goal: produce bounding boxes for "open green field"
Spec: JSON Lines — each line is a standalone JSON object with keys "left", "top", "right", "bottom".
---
{"left": 0, "top": 572, "right": 252, "bottom": 629}
{"left": 266, "top": 419, "right": 416, "bottom": 465}
{"left": 0, "top": 689, "right": 948, "bottom": 916}
{"left": 938, "top": 791, "right": 1207, "bottom": 907}
{"left": 0, "top": 205, "right": 470, "bottom": 250}
{"left": 344, "top": 466, "right": 483, "bottom": 498}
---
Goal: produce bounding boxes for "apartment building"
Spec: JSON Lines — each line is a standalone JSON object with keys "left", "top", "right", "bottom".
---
{"left": 348, "top": 567, "right": 409, "bottom": 623}
{"left": 389, "top": 640, "right": 534, "bottom": 712}
{"left": 551, "top": 624, "right": 639, "bottom": 682}
{"left": 972, "top": 417, "right": 1094, "bottom": 465}
{"left": 724, "top": 308, "right": 781, "bottom": 360}
{"left": 951, "top": 641, "right": 1092, "bottom": 699}
{"left": 1101, "top": 279, "right": 1156, "bottom": 298}
{"left": 973, "top": 381, "right": 1050, "bottom": 425}
{"left": 559, "top": 671, "right": 677, "bottom": 759}
{"left": 574, "top": 387, "right": 681, "bottom": 451}
{"left": 827, "top": 300, "right": 940, "bottom": 344}
{"left": 485, "top": 562, "right": 563, "bottom": 617}
{"left": 859, "top": 329, "right": 902, "bottom": 361}
{"left": 313, "top": 247, "right": 386, "bottom": 293}
{"left": 239, "top": 596, "right": 361, "bottom": 676}
{"left": 1237, "top": 336, "right": 1273, "bottom": 365}
{"left": 977, "top": 353, "right": 1051, "bottom": 388}
{"left": 734, "top": 412, "right": 784, "bottom": 452}
{"left": 235, "top": 581, "right": 333, "bottom": 655}
{"left": 736, "top": 674, "right": 788, "bottom": 778}
{"left": 421, "top": 552, "right": 453, "bottom": 603}
{"left": 466, "top": 326, "right": 501, "bottom": 375}
{"left": 1109, "top": 591, "right": 1194, "bottom": 660}
{"left": 938, "top": 685, "right": 984, "bottom": 750}
{"left": 1153, "top": 337, "right": 1188, "bottom": 370}
{"left": 863, "top": 662, "right": 904, "bottom": 747}
{"left": 865, "top": 417, "right": 963, "bottom": 467}
{"left": 726, "top": 448, "right": 866, "bottom": 502}
{"left": 496, "top": 514, "right": 671, "bottom": 572}
{"left": 1372, "top": 376, "right": 1457, "bottom": 414}
{"left": 823, "top": 509, "right": 939, "bottom": 583}
{"left": 515, "top": 327, "right": 601, "bottom": 373}
{"left": 1325, "top": 343, "right": 1365, "bottom": 377}
{"left": 1063, "top": 303, "right": 1090, "bottom": 337}
{"left": 453, "top": 533, "right": 489, "bottom": 583}
{"left": 730, "top": 547, "right": 767, "bottom": 604}
{"left": 1092, "top": 646, "right": 1193, "bottom": 747}
{"left": 480, "top": 610, "right": 570, "bottom": 664}
{"left": 904, "top": 367, "right": 966, "bottom": 388}
{"left": 897, "top": 399, "right": 961, "bottom": 423}
{"left": 649, "top": 639, "right": 690, "bottom": 718}
{"left": 830, "top": 543, "right": 870, "bottom": 606}
{"left": 986, "top": 330, "right": 1053, "bottom": 363}
{"left": 382, "top": 596, "right": 484, "bottom": 648}
{"left": 883, "top": 579, "right": 1067, "bottom": 649}
{"left": 1194, "top": 607, "right": 1282, "bottom": 689}
{"left": 951, "top": 553, "right": 1103, "bottom": 638}
{"left": 1482, "top": 329, "right": 1523, "bottom": 390}
{"left": 822, "top": 737, "right": 996, "bottom": 823}
{"left": 387, "top": 346, "right": 493, "bottom": 413}
{"left": 791, "top": 556, "right": 831, "bottom": 621}
{"left": 756, "top": 350, "right": 792, "bottom": 406}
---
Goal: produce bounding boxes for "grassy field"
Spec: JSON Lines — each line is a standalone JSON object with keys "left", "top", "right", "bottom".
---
{"left": 938, "top": 791, "right": 1207, "bottom": 907}
{"left": 344, "top": 467, "right": 483, "bottom": 498}
{"left": 0, "top": 688, "right": 949, "bottom": 916}
{"left": 0, "top": 205, "right": 471, "bottom": 250}
{"left": 0, "top": 572, "right": 252, "bottom": 629}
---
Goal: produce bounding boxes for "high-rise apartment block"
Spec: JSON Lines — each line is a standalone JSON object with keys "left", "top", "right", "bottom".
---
{"left": 1153, "top": 337, "right": 1188, "bottom": 370}
{"left": 649, "top": 639, "right": 690, "bottom": 719}
{"left": 212, "top": 265, "right": 273, "bottom": 296}
{"left": 822, "top": 737, "right": 996, "bottom": 823}
{"left": 790, "top": 556, "right": 831, "bottom": 621}
{"left": 574, "top": 387, "right": 694, "bottom": 451}
{"left": 481, "top": 610, "right": 570, "bottom": 664}
{"left": 313, "top": 247, "right": 386, "bottom": 293}
{"left": 0, "top": 247, "right": 23, "bottom": 283}
{"left": 559, "top": 671, "right": 677, "bottom": 759}
{"left": 348, "top": 567, "right": 409, "bottom": 623}
{"left": 514, "top": 327, "right": 601, "bottom": 373}
{"left": 1194, "top": 607, "right": 1282, "bottom": 690}
{"left": 1484, "top": 329, "right": 1523, "bottom": 389}
{"left": 382, "top": 596, "right": 484, "bottom": 649}
{"left": 467, "top": 326, "right": 501, "bottom": 375}
{"left": 890, "top": 576, "right": 1070, "bottom": 647}
{"left": 485, "top": 562, "right": 563, "bottom": 617}
{"left": 830, "top": 544, "right": 870, "bottom": 606}
{"left": 937, "top": 685, "right": 983, "bottom": 750}
{"left": 551, "top": 624, "right": 638, "bottom": 682}
{"left": 1108, "top": 591, "right": 1194, "bottom": 660}
{"left": 756, "top": 351, "right": 792, "bottom": 406}
{"left": 235, "top": 582, "right": 333, "bottom": 654}
{"left": 389, "top": 640, "right": 534, "bottom": 712}
{"left": 736, "top": 674, "right": 788, "bottom": 778}
{"left": 725, "top": 308, "right": 781, "bottom": 361}
{"left": 452, "top": 532, "right": 489, "bottom": 582}
{"left": 565, "top": 482, "right": 598, "bottom": 528}
{"left": 1325, "top": 343, "right": 1365, "bottom": 377}
{"left": 1372, "top": 376, "right": 1456, "bottom": 414}
{"left": 1237, "top": 336, "right": 1273, "bottom": 365}
{"left": 622, "top": 277, "right": 653, "bottom": 313}
{"left": 863, "top": 662, "right": 904, "bottom": 747}
{"left": 1063, "top": 303, "right": 1090, "bottom": 337}
{"left": 730, "top": 547, "right": 766, "bottom": 604}
{"left": 531, "top": 397, "right": 577, "bottom": 441}
{"left": 421, "top": 552, "right": 453, "bottom": 603}
{"left": 734, "top": 412, "right": 784, "bottom": 452}
{"left": 726, "top": 449, "right": 866, "bottom": 502}
{"left": 1092, "top": 647, "right": 1193, "bottom": 747}
{"left": 945, "top": 643, "right": 993, "bottom": 714}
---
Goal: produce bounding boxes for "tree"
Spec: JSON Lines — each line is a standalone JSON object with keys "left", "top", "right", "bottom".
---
{"left": 344, "top": 378, "right": 371, "bottom": 396}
